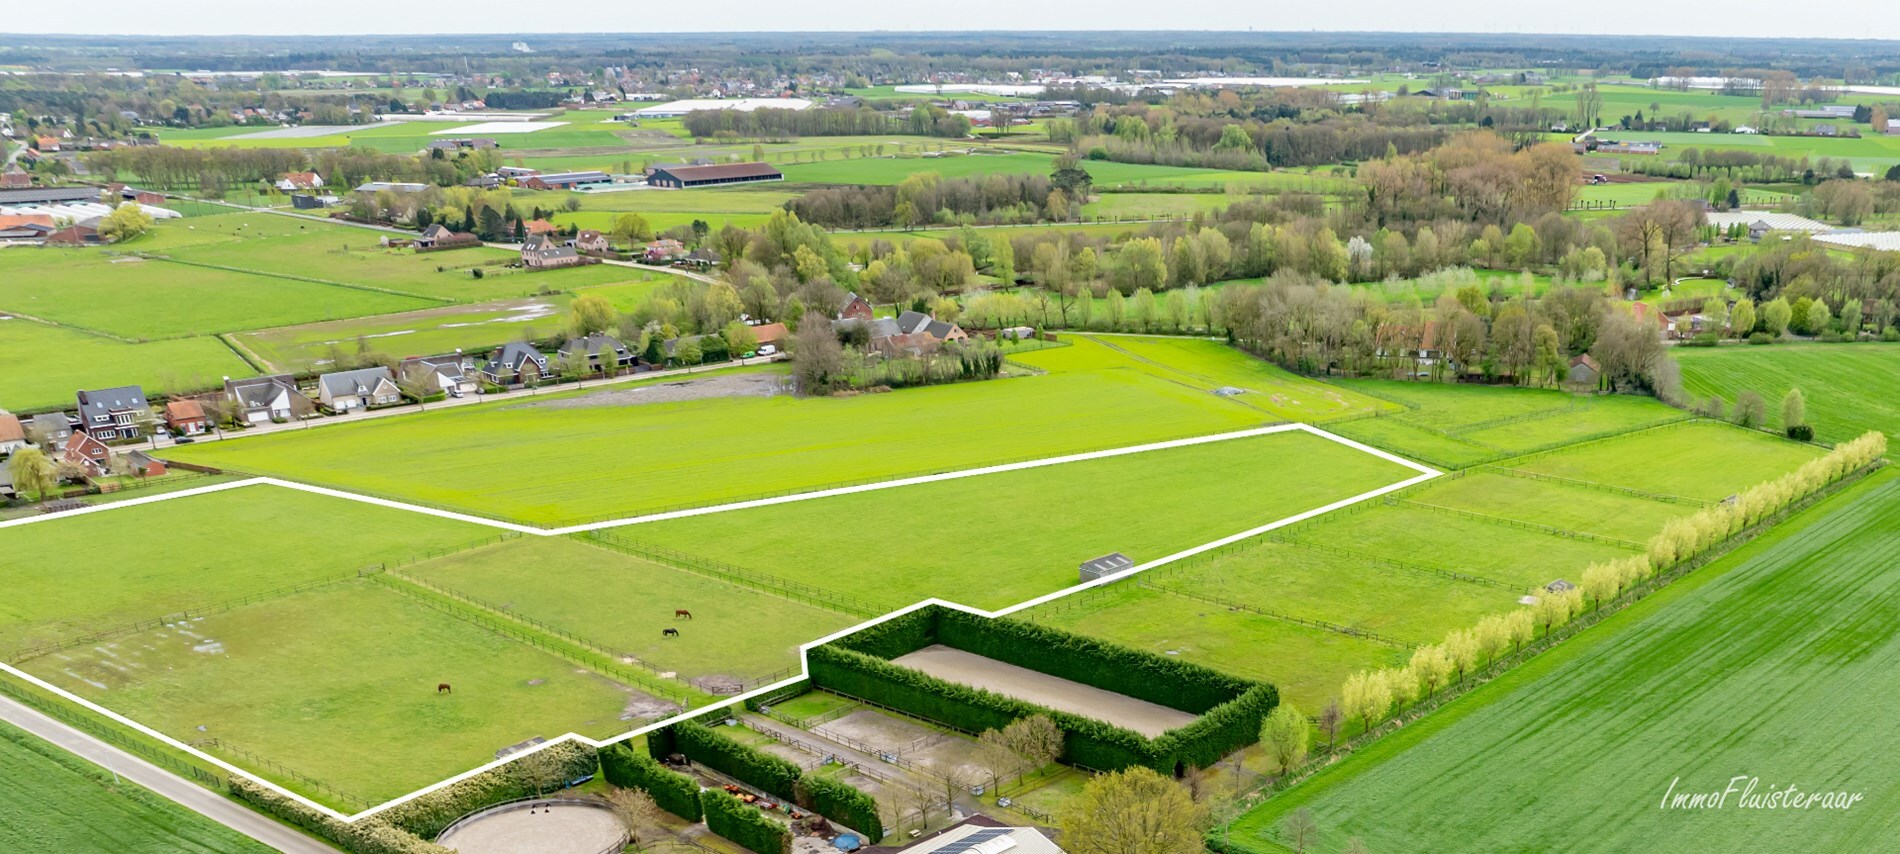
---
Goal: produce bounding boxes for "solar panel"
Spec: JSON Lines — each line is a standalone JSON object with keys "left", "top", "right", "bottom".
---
{"left": 933, "top": 828, "right": 1017, "bottom": 854}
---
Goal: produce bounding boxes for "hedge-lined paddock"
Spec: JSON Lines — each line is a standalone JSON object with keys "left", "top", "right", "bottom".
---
{"left": 600, "top": 742, "right": 703, "bottom": 822}
{"left": 227, "top": 777, "right": 445, "bottom": 854}
{"left": 702, "top": 788, "right": 792, "bottom": 854}
{"left": 652, "top": 719, "right": 803, "bottom": 801}
{"left": 816, "top": 605, "right": 1277, "bottom": 773}
{"left": 795, "top": 772, "right": 884, "bottom": 842}
{"left": 376, "top": 741, "right": 598, "bottom": 839}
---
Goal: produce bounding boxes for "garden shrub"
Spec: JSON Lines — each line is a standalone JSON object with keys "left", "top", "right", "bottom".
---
{"left": 795, "top": 772, "right": 883, "bottom": 841}
{"left": 228, "top": 777, "right": 446, "bottom": 854}
{"left": 702, "top": 788, "right": 791, "bottom": 854}
{"left": 1748, "top": 332, "right": 1774, "bottom": 345}
{"left": 664, "top": 719, "right": 803, "bottom": 801}
{"left": 600, "top": 742, "right": 704, "bottom": 822}
{"left": 1787, "top": 424, "right": 1815, "bottom": 441}
{"left": 376, "top": 741, "right": 598, "bottom": 839}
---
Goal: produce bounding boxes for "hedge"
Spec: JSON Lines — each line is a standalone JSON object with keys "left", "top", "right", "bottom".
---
{"left": 701, "top": 788, "right": 791, "bottom": 854}
{"left": 935, "top": 609, "right": 1250, "bottom": 714}
{"left": 227, "top": 777, "right": 446, "bottom": 854}
{"left": 836, "top": 607, "right": 937, "bottom": 659}
{"left": 795, "top": 772, "right": 883, "bottom": 842}
{"left": 600, "top": 742, "right": 703, "bottom": 822}
{"left": 661, "top": 719, "right": 804, "bottom": 801}
{"left": 374, "top": 741, "right": 599, "bottom": 839}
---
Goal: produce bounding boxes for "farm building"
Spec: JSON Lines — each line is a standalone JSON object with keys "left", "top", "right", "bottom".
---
{"left": 318, "top": 367, "right": 401, "bottom": 412}
{"left": 630, "top": 97, "right": 813, "bottom": 119}
{"left": 522, "top": 171, "right": 610, "bottom": 191}
{"left": 0, "top": 213, "right": 55, "bottom": 240}
{"left": 353, "top": 182, "right": 431, "bottom": 194}
{"left": 0, "top": 186, "right": 100, "bottom": 206}
{"left": 895, "top": 818, "right": 1061, "bottom": 854}
{"left": 645, "top": 162, "right": 783, "bottom": 189}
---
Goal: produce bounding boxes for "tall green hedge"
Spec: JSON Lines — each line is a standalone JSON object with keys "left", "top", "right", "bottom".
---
{"left": 227, "top": 777, "right": 446, "bottom": 854}
{"left": 836, "top": 607, "right": 937, "bottom": 659}
{"left": 935, "top": 609, "right": 1251, "bottom": 714}
{"left": 795, "top": 772, "right": 883, "bottom": 842}
{"left": 600, "top": 742, "right": 703, "bottom": 822}
{"left": 702, "top": 788, "right": 791, "bottom": 854}
{"left": 666, "top": 719, "right": 803, "bottom": 801}
{"left": 376, "top": 741, "right": 599, "bottom": 839}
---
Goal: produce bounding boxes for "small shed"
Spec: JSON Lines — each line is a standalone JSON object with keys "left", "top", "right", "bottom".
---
{"left": 1080, "top": 552, "right": 1134, "bottom": 583}
{"left": 1544, "top": 579, "right": 1577, "bottom": 594}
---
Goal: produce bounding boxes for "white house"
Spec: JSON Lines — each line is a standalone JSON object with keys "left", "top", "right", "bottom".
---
{"left": 317, "top": 367, "right": 401, "bottom": 411}
{"left": 224, "top": 375, "right": 308, "bottom": 423}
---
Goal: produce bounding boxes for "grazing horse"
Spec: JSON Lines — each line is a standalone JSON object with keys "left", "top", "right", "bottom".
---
{"left": 662, "top": 628, "right": 680, "bottom": 638}
{"left": 674, "top": 609, "right": 693, "bottom": 620}
{"left": 437, "top": 683, "right": 452, "bottom": 694}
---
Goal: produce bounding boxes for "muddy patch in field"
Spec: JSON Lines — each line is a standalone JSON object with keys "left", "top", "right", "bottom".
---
{"left": 521, "top": 372, "right": 788, "bottom": 410}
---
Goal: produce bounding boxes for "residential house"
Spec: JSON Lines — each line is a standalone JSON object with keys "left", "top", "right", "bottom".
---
{"left": 415, "top": 223, "right": 478, "bottom": 250}
{"left": 74, "top": 385, "right": 149, "bottom": 441}
{"left": 224, "top": 375, "right": 310, "bottom": 423}
{"left": 480, "top": 342, "right": 551, "bottom": 385}
{"left": 27, "top": 413, "right": 72, "bottom": 447}
{"left": 521, "top": 236, "right": 585, "bottom": 269}
{"left": 317, "top": 367, "right": 401, "bottom": 412}
{"left": 894, "top": 310, "right": 970, "bottom": 343}
{"left": 399, "top": 355, "right": 479, "bottom": 396}
{"left": 872, "top": 332, "right": 941, "bottom": 358}
{"left": 642, "top": 238, "right": 686, "bottom": 263}
{"left": 164, "top": 400, "right": 209, "bottom": 435}
{"left": 275, "top": 171, "right": 324, "bottom": 191}
{"left": 681, "top": 248, "right": 720, "bottom": 267}
{"left": 0, "top": 469, "right": 14, "bottom": 500}
{"left": 837, "top": 292, "right": 874, "bottom": 321}
{"left": 1566, "top": 354, "right": 1601, "bottom": 386}
{"left": 0, "top": 166, "right": 29, "bottom": 188}
{"left": 35, "top": 135, "right": 60, "bottom": 152}
{"left": 557, "top": 334, "right": 632, "bottom": 373}
{"left": 0, "top": 411, "right": 26, "bottom": 455}
{"left": 524, "top": 219, "right": 559, "bottom": 237}
{"left": 747, "top": 322, "right": 788, "bottom": 348}
{"left": 569, "top": 230, "right": 609, "bottom": 253}
{"left": 60, "top": 432, "right": 111, "bottom": 477}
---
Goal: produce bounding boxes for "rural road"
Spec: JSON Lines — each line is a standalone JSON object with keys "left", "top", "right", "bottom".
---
{"left": 0, "top": 694, "right": 337, "bottom": 853}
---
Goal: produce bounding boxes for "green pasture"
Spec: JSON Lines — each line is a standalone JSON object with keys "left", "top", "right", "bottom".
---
{"left": 0, "top": 721, "right": 272, "bottom": 854}
{"left": 775, "top": 153, "right": 1278, "bottom": 188}
{"left": 1028, "top": 336, "right": 1396, "bottom": 423}
{"left": 0, "top": 319, "right": 254, "bottom": 413}
{"left": 1280, "top": 504, "right": 1640, "bottom": 590}
{"left": 164, "top": 337, "right": 1335, "bottom": 525}
{"left": 1405, "top": 470, "right": 1692, "bottom": 542}
{"left": 1507, "top": 421, "right": 1825, "bottom": 502}
{"left": 404, "top": 536, "right": 853, "bottom": 681}
{"left": 0, "top": 250, "right": 434, "bottom": 340}
{"left": 26, "top": 579, "right": 635, "bottom": 805}
{"left": 623, "top": 429, "right": 1413, "bottom": 610}
{"left": 1027, "top": 585, "right": 1408, "bottom": 711}
{"left": 1326, "top": 380, "right": 1684, "bottom": 468}
{"left": 1222, "top": 469, "right": 1900, "bottom": 853}
{"left": 1676, "top": 343, "right": 1900, "bottom": 444}
{"left": 0, "top": 485, "right": 490, "bottom": 653}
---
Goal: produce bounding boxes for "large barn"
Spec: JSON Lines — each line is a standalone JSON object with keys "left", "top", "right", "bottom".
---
{"left": 645, "top": 162, "right": 785, "bottom": 189}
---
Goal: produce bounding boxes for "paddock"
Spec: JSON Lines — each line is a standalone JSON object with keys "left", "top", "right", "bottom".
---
{"left": 436, "top": 797, "right": 626, "bottom": 854}
{"left": 891, "top": 645, "right": 1196, "bottom": 737}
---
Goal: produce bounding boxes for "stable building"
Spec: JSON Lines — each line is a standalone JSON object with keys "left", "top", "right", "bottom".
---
{"left": 645, "top": 162, "right": 783, "bottom": 189}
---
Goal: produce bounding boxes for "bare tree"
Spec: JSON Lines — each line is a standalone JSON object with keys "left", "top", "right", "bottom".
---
{"left": 1001, "top": 714, "right": 1062, "bottom": 773}
{"left": 1281, "top": 807, "right": 1320, "bottom": 854}
{"left": 974, "top": 729, "right": 1026, "bottom": 793}
{"left": 1318, "top": 700, "right": 1343, "bottom": 751}
{"left": 606, "top": 787, "right": 667, "bottom": 851}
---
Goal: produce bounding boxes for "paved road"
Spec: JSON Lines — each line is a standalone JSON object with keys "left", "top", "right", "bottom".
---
{"left": 0, "top": 694, "right": 336, "bottom": 853}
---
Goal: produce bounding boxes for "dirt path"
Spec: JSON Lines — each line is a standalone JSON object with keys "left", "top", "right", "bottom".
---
{"left": 892, "top": 646, "right": 1196, "bottom": 737}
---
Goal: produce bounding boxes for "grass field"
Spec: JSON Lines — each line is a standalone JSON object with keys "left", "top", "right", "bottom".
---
{"left": 0, "top": 318, "right": 256, "bottom": 413}
{"left": 26, "top": 579, "right": 637, "bottom": 806}
{"left": 0, "top": 720, "right": 273, "bottom": 853}
{"left": 166, "top": 337, "right": 1381, "bottom": 525}
{"left": 620, "top": 428, "right": 1414, "bottom": 610}
{"left": 0, "top": 486, "right": 490, "bottom": 653}
{"left": 1676, "top": 344, "right": 1900, "bottom": 444}
{"left": 1506, "top": 421, "right": 1825, "bottom": 501}
{"left": 774, "top": 153, "right": 1280, "bottom": 188}
{"left": 403, "top": 536, "right": 854, "bottom": 682}
{"left": 1327, "top": 380, "right": 1686, "bottom": 468}
{"left": 0, "top": 250, "right": 436, "bottom": 340}
{"left": 1221, "top": 469, "right": 1900, "bottom": 853}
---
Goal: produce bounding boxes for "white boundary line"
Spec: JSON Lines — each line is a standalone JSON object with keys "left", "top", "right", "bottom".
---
{"left": 0, "top": 423, "right": 1438, "bottom": 823}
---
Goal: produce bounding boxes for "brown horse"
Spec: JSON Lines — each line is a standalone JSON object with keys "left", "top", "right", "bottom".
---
{"left": 437, "top": 683, "right": 452, "bottom": 694}
{"left": 674, "top": 609, "right": 693, "bottom": 620}
{"left": 662, "top": 628, "right": 680, "bottom": 638}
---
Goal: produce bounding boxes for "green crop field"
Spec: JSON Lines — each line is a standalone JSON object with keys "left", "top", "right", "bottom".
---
{"left": 0, "top": 720, "right": 273, "bottom": 853}
{"left": 166, "top": 337, "right": 1381, "bottom": 525}
{"left": 619, "top": 428, "right": 1414, "bottom": 610}
{"left": 774, "top": 153, "right": 1279, "bottom": 188}
{"left": 1221, "top": 469, "right": 1900, "bottom": 853}
{"left": 403, "top": 536, "right": 855, "bottom": 682}
{"left": 1035, "top": 336, "right": 1396, "bottom": 423}
{"left": 1676, "top": 344, "right": 1900, "bottom": 444}
{"left": 0, "top": 486, "right": 490, "bottom": 653}
{"left": 0, "top": 250, "right": 435, "bottom": 340}
{"left": 25, "top": 579, "right": 637, "bottom": 806}
{"left": 1506, "top": 421, "right": 1824, "bottom": 501}
{"left": 0, "top": 319, "right": 255, "bottom": 413}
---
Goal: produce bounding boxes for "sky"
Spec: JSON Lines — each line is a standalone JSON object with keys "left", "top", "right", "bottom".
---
{"left": 7, "top": 2, "right": 1900, "bottom": 40}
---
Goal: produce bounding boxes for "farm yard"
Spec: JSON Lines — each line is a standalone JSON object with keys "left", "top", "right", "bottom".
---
{"left": 1221, "top": 470, "right": 1900, "bottom": 854}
